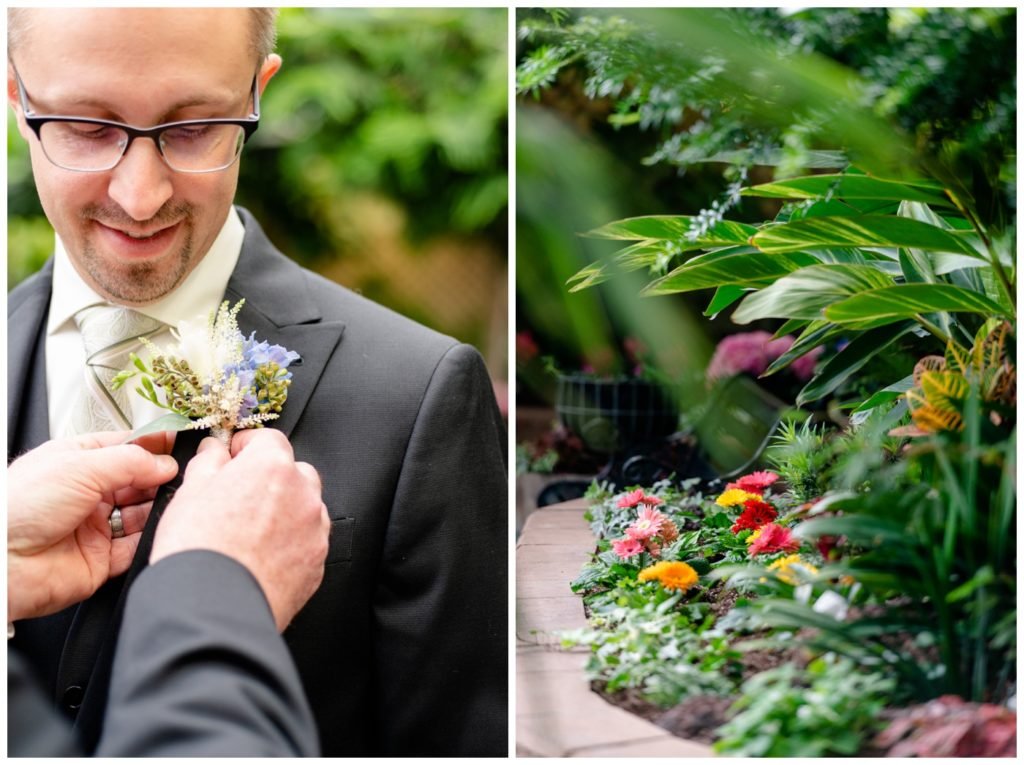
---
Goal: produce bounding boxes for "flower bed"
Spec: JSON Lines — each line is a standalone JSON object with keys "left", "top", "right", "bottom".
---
{"left": 560, "top": 409, "right": 1016, "bottom": 757}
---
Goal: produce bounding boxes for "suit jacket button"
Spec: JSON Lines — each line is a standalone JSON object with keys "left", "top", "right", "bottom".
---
{"left": 62, "top": 685, "right": 84, "bottom": 711}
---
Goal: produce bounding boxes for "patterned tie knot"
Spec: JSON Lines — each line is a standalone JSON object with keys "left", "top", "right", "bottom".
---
{"left": 68, "top": 304, "right": 165, "bottom": 434}
{"left": 75, "top": 304, "right": 164, "bottom": 364}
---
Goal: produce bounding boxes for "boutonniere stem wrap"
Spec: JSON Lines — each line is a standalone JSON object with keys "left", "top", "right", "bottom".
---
{"left": 113, "top": 299, "right": 299, "bottom": 447}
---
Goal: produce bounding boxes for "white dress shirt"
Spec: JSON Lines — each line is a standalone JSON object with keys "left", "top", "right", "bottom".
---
{"left": 47, "top": 207, "right": 244, "bottom": 438}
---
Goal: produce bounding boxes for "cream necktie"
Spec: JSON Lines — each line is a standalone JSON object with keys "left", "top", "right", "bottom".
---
{"left": 68, "top": 304, "right": 164, "bottom": 435}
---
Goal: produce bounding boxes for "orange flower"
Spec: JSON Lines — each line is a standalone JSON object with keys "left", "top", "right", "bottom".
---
{"left": 638, "top": 561, "right": 699, "bottom": 592}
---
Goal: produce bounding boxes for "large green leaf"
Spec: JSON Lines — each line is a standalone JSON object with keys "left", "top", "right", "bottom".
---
{"left": 796, "top": 322, "right": 915, "bottom": 406}
{"left": 566, "top": 241, "right": 671, "bottom": 292}
{"left": 585, "top": 215, "right": 757, "bottom": 244}
{"left": 851, "top": 375, "right": 915, "bottom": 414}
{"left": 643, "top": 247, "right": 818, "bottom": 295}
{"left": 704, "top": 285, "right": 747, "bottom": 318}
{"left": 825, "top": 284, "right": 1009, "bottom": 328}
{"left": 612, "top": 240, "right": 672, "bottom": 271}
{"left": 897, "top": 201, "right": 983, "bottom": 277}
{"left": 752, "top": 215, "right": 984, "bottom": 258}
{"left": 763, "top": 320, "right": 844, "bottom": 376}
{"left": 732, "top": 264, "right": 894, "bottom": 323}
{"left": 773, "top": 318, "right": 811, "bottom": 338}
{"left": 743, "top": 173, "right": 952, "bottom": 209}
{"left": 566, "top": 261, "right": 608, "bottom": 292}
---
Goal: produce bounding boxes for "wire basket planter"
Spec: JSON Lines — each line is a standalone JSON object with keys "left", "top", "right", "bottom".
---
{"left": 555, "top": 374, "right": 680, "bottom": 455}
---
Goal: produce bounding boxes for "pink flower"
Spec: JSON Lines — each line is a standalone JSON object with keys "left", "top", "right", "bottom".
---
{"left": 611, "top": 537, "right": 644, "bottom": 559}
{"left": 707, "top": 331, "right": 775, "bottom": 379}
{"left": 727, "top": 470, "right": 780, "bottom": 493}
{"left": 626, "top": 505, "right": 667, "bottom": 541}
{"left": 617, "top": 489, "right": 663, "bottom": 508}
{"left": 748, "top": 523, "right": 800, "bottom": 556}
{"left": 707, "top": 331, "right": 824, "bottom": 382}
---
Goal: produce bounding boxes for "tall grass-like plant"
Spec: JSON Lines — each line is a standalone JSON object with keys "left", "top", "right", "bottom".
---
{"left": 765, "top": 419, "right": 831, "bottom": 502}
{"left": 747, "top": 395, "right": 1015, "bottom": 704}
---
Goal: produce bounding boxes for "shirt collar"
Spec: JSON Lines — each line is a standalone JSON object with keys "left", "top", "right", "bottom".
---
{"left": 47, "top": 206, "right": 244, "bottom": 335}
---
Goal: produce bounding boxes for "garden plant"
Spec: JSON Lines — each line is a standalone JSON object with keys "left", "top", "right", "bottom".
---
{"left": 518, "top": 8, "right": 1015, "bottom": 757}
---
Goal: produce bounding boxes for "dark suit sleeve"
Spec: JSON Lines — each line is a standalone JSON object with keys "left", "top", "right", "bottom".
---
{"left": 7, "top": 651, "right": 83, "bottom": 757}
{"left": 372, "top": 343, "right": 508, "bottom": 756}
{"left": 96, "top": 550, "right": 320, "bottom": 757}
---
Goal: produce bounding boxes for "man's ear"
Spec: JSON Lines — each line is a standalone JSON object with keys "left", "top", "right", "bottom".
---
{"left": 8, "top": 63, "right": 21, "bottom": 113}
{"left": 7, "top": 63, "right": 31, "bottom": 140}
{"left": 258, "top": 53, "right": 282, "bottom": 96}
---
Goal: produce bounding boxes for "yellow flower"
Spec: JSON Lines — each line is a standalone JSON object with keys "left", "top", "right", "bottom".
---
{"left": 715, "top": 488, "right": 761, "bottom": 507}
{"left": 638, "top": 561, "right": 699, "bottom": 592}
{"left": 767, "top": 554, "right": 818, "bottom": 585}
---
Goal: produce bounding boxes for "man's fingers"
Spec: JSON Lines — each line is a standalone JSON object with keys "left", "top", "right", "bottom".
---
{"left": 296, "top": 462, "right": 322, "bottom": 494}
{"left": 109, "top": 532, "right": 143, "bottom": 577}
{"left": 129, "top": 430, "right": 177, "bottom": 456}
{"left": 117, "top": 501, "right": 153, "bottom": 537}
{"left": 182, "top": 437, "right": 231, "bottom": 484}
{"left": 111, "top": 485, "right": 160, "bottom": 509}
{"left": 230, "top": 427, "right": 293, "bottom": 459}
{"left": 72, "top": 444, "right": 179, "bottom": 495}
{"left": 66, "top": 430, "right": 135, "bottom": 450}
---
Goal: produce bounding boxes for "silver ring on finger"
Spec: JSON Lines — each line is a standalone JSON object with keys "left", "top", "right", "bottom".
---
{"left": 109, "top": 507, "right": 125, "bottom": 539}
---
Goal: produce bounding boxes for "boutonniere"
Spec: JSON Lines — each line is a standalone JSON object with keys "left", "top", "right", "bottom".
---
{"left": 113, "top": 299, "right": 299, "bottom": 447}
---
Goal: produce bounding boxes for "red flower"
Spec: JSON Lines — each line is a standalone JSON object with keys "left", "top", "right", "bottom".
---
{"left": 816, "top": 534, "right": 843, "bottom": 561}
{"left": 747, "top": 523, "right": 800, "bottom": 556}
{"left": 726, "top": 470, "right": 780, "bottom": 493}
{"left": 617, "top": 488, "right": 664, "bottom": 509}
{"left": 731, "top": 498, "right": 778, "bottom": 534}
{"left": 515, "top": 331, "right": 539, "bottom": 362}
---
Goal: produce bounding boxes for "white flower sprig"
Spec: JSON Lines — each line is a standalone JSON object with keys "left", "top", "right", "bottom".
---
{"left": 113, "top": 299, "right": 300, "bottom": 446}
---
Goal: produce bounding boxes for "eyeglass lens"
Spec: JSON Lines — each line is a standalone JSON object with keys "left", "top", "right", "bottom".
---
{"left": 38, "top": 121, "right": 247, "bottom": 172}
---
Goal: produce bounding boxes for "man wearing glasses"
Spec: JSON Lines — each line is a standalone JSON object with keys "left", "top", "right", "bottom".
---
{"left": 7, "top": 8, "right": 507, "bottom": 757}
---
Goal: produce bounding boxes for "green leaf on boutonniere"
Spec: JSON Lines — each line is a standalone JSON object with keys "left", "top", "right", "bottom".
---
{"left": 124, "top": 412, "right": 195, "bottom": 443}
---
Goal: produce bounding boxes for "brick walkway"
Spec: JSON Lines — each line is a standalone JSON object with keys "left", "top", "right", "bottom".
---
{"left": 515, "top": 499, "right": 714, "bottom": 757}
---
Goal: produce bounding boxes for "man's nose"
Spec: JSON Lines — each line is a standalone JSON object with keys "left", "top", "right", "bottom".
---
{"left": 106, "top": 137, "right": 174, "bottom": 221}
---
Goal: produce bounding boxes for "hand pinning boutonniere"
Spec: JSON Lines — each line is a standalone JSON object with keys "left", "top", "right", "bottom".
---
{"left": 113, "top": 299, "right": 300, "bottom": 447}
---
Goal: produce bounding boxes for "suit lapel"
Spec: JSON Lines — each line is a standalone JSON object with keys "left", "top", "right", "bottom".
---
{"left": 224, "top": 208, "right": 346, "bottom": 438}
{"left": 8, "top": 261, "right": 54, "bottom": 458}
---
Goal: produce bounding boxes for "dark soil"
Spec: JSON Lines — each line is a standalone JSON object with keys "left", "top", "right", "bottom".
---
{"left": 704, "top": 580, "right": 739, "bottom": 620}
{"left": 655, "top": 695, "right": 736, "bottom": 743}
{"left": 732, "top": 635, "right": 808, "bottom": 681}
{"left": 591, "top": 682, "right": 663, "bottom": 725}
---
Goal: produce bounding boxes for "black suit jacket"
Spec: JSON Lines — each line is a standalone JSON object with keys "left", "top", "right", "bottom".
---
{"left": 7, "top": 208, "right": 508, "bottom": 756}
{"left": 9, "top": 551, "right": 319, "bottom": 757}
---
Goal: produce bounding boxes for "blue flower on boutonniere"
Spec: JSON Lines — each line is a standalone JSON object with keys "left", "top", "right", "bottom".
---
{"left": 113, "top": 299, "right": 300, "bottom": 447}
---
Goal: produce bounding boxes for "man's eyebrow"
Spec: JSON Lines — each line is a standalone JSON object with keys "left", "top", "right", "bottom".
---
{"left": 29, "top": 92, "right": 240, "bottom": 122}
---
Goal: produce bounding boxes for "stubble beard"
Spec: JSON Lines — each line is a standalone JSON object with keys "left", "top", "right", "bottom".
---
{"left": 78, "top": 202, "right": 197, "bottom": 305}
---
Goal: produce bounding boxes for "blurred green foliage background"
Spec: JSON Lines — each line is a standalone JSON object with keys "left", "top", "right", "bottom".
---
{"left": 515, "top": 7, "right": 1015, "bottom": 405}
{"left": 8, "top": 7, "right": 508, "bottom": 377}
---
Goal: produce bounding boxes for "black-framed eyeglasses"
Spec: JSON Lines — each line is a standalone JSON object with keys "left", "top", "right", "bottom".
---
{"left": 12, "top": 64, "right": 260, "bottom": 173}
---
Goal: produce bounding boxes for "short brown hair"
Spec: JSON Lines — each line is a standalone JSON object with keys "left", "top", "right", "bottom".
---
{"left": 249, "top": 8, "right": 278, "bottom": 65}
{"left": 8, "top": 8, "right": 278, "bottom": 65}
